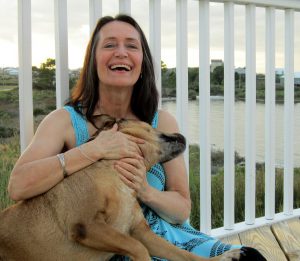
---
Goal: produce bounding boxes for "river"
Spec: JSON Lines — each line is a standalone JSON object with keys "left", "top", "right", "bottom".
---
{"left": 162, "top": 98, "right": 300, "bottom": 167}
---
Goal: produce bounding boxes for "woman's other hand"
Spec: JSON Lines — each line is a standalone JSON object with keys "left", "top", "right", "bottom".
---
{"left": 114, "top": 157, "right": 150, "bottom": 199}
{"left": 87, "top": 123, "right": 144, "bottom": 161}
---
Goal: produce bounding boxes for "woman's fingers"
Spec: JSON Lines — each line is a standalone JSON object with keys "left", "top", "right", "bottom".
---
{"left": 125, "top": 134, "right": 145, "bottom": 144}
{"left": 115, "top": 159, "right": 143, "bottom": 177}
{"left": 115, "top": 158, "right": 146, "bottom": 191}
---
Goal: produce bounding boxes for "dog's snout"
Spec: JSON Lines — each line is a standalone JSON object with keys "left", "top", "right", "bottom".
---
{"left": 160, "top": 133, "right": 186, "bottom": 147}
{"left": 158, "top": 133, "right": 186, "bottom": 163}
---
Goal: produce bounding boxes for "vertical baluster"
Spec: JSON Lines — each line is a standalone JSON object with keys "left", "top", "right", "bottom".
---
{"left": 54, "top": 0, "right": 69, "bottom": 108}
{"left": 18, "top": 0, "right": 34, "bottom": 152}
{"left": 199, "top": 0, "right": 211, "bottom": 235}
{"left": 265, "top": 6, "right": 276, "bottom": 220}
{"left": 176, "top": 0, "right": 189, "bottom": 175}
{"left": 119, "top": 0, "right": 131, "bottom": 15}
{"left": 224, "top": 1, "right": 235, "bottom": 230}
{"left": 284, "top": 9, "right": 294, "bottom": 216}
{"left": 149, "top": 0, "right": 161, "bottom": 107}
{"left": 245, "top": 3, "right": 256, "bottom": 225}
{"left": 89, "top": 0, "right": 102, "bottom": 35}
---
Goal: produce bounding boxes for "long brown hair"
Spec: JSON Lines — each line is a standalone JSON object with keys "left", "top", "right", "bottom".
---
{"left": 67, "top": 14, "right": 159, "bottom": 124}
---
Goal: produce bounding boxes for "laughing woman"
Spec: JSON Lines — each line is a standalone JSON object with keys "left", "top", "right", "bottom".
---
{"left": 8, "top": 14, "right": 265, "bottom": 261}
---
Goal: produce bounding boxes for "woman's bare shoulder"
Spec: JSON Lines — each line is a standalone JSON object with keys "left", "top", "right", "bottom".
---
{"left": 36, "top": 108, "right": 71, "bottom": 133}
{"left": 15, "top": 108, "right": 73, "bottom": 164}
{"left": 157, "top": 109, "right": 180, "bottom": 133}
{"left": 29, "top": 107, "right": 74, "bottom": 150}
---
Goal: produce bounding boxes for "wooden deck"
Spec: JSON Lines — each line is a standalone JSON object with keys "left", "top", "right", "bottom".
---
{"left": 220, "top": 217, "right": 300, "bottom": 260}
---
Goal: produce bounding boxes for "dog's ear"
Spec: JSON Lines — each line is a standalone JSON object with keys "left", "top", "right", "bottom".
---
{"left": 88, "top": 114, "right": 117, "bottom": 141}
{"left": 91, "top": 114, "right": 117, "bottom": 130}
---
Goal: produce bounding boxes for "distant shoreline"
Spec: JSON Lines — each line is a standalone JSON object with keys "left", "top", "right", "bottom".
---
{"left": 162, "top": 95, "right": 300, "bottom": 104}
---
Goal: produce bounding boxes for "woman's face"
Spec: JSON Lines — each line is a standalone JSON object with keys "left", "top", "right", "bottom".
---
{"left": 95, "top": 21, "right": 143, "bottom": 90}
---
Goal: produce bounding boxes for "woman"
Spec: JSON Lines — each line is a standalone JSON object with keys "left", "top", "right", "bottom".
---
{"left": 8, "top": 14, "right": 264, "bottom": 260}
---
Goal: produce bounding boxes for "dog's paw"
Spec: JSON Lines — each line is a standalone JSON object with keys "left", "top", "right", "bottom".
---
{"left": 239, "top": 247, "right": 266, "bottom": 261}
{"left": 216, "top": 247, "right": 266, "bottom": 261}
{"left": 217, "top": 249, "right": 241, "bottom": 260}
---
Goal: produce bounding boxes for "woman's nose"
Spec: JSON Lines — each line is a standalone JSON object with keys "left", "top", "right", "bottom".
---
{"left": 114, "top": 45, "right": 128, "bottom": 58}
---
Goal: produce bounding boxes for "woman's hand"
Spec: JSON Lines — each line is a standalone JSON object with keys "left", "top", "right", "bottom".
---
{"left": 88, "top": 123, "right": 144, "bottom": 161}
{"left": 114, "top": 157, "right": 150, "bottom": 200}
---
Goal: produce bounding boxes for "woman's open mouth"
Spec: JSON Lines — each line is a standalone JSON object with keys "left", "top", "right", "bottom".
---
{"left": 109, "top": 64, "right": 132, "bottom": 72}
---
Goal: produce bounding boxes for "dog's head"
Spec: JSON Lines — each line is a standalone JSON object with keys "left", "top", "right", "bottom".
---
{"left": 91, "top": 114, "right": 186, "bottom": 170}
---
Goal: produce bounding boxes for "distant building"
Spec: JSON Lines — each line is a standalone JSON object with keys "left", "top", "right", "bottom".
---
{"left": 210, "top": 59, "right": 223, "bottom": 73}
{"left": 4, "top": 67, "right": 18, "bottom": 76}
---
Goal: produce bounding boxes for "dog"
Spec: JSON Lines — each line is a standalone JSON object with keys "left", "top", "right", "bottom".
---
{"left": 0, "top": 115, "right": 264, "bottom": 260}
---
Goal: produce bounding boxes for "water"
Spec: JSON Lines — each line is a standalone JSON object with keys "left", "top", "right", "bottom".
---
{"left": 162, "top": 99, "right": 300, "bottom": 167}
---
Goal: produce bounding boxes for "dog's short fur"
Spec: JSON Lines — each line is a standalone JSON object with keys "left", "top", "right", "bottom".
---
{"left": 0, "top": 115, "right": 264, "bottom": 261}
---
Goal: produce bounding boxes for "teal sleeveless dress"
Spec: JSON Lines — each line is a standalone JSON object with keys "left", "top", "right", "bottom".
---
{"left": 64, "top": 106, "right": 242, "bottom": 260}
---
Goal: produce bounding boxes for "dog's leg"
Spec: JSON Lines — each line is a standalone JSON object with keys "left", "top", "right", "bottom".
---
{"left": 71, "top": 222, "right": 151, "bottom": 261}
{"left": 130, "top": 221, "right": 241, "bottom": 261}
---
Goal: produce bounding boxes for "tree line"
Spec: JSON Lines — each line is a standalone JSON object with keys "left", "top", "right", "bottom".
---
{"left": 162, "top": 61, "right": 300, "bottom": 102}
{"left": 31, "top": 58, "right": 300, "bottom": 102}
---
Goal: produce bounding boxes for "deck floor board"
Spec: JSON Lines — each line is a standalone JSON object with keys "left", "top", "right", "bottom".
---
{"left": 272, "top": 219, "right": 300, "bottom": 260}
{"left": 219, "top": 217, "right": 300, "bottom": 260}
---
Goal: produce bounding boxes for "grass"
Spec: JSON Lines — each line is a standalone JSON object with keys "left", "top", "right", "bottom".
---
{"left": 0, "top": 86, "right": 55, "bottom": 209}
{"left": 0, "top": 136, "right": 19, "bottom": 210}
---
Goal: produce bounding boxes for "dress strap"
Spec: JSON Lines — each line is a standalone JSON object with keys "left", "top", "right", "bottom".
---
{"left": 151, "top": 111, "right": 158, "bottom": 129}
{"left": 64, "top": 106, "right": 90, "bottom": 147}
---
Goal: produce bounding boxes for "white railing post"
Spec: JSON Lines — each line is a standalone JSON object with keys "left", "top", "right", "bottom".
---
{"left": 54, "top": 0, "right": 69, "bottom": 108}
{"left": 176, "top": 0, "right": 189, "bottom": 175}
{"left": 119, "top": 0, "right": 131, "bottom": 14}
{"left": 245, "top": 3, "right": 256, "bottom": 225}
{"left": 223, "top": 1, "right": 235, "bottom": 230}
{"left": 283, "top": 9, "right": 294, "bottom": 216}
{"left": 199, "top": 0, "right": 211, "bottom": 235}
{"left": 149, "top": 0, "right": 161, "bottom": 108}
{"left": 89, "top": 0, "right": 102, "bottom": 35}
{"left": 18, "top": 0, "right": 34, "bottom": 153}
{"left": 265, "top": 6, "right": 276, "bottom": 220}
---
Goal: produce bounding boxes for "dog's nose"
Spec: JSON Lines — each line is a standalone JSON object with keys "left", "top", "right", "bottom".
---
{"left": 174, "top": 133, "right": 186, "bottom": 147}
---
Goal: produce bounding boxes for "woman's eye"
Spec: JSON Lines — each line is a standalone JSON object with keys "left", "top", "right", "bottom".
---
{"left": 127, "top": 44, "right": 138, "bottom": 49}
{"left": 104, "top": 43, "right": 115, "bottom": 48}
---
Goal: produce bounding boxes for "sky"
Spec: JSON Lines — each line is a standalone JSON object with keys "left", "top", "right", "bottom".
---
{"left": 0, "top": 0, "right": 299, "bottom": 73}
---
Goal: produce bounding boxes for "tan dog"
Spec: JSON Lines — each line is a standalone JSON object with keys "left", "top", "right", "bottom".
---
{"left": 0, "top": 115, "right": 242, "bottom": 261}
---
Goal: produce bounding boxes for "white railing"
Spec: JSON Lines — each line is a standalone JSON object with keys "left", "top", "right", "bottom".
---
{"left": 17, "top": 0, "right": 300, "bottom": 238}
{"left": 203, "top": 0, "right": 300, "bottom": 238}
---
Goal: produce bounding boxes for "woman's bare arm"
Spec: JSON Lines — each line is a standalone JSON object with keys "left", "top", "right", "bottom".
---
{"left": 8, "top": 109, "right": 143, "bottom": 201}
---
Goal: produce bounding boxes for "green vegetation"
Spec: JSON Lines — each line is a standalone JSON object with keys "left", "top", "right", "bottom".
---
{"left": 161, "top": 63, "right": 300, "bottom": 102}
{"left": 189, "top": 144, "right": 300, "bottom": 229}
{"left": 0, "top": 136, "right": 19, "bottom": 210}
